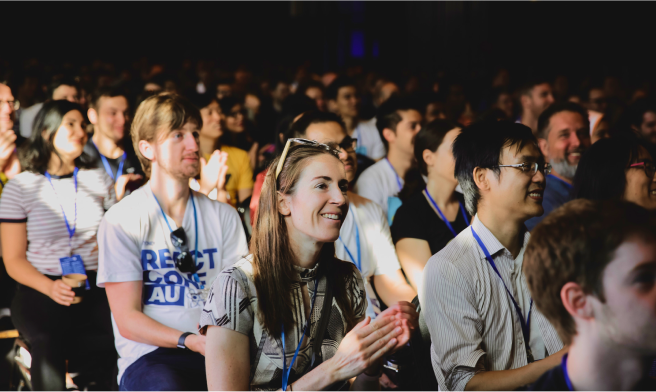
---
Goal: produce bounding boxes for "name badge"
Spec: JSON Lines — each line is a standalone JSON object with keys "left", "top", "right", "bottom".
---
{"left": 387, "top": 196, "right": 402, "bottom": 225}
{"left": 60, "top": 255, "right": 86, "bottom": 276}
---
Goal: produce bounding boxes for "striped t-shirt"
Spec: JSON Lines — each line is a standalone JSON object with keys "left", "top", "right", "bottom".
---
{"left": 0, "top": 168, "right": 116, "bottom": 275}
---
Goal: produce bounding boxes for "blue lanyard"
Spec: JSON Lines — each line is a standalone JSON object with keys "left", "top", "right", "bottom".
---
{"left": 152, "top": 189, "right": 202, "bottom": 288}
{"left": 45, "top": 167, "right": 78, "bottom": 251}
{"left": 424, "top": 187, "right": 470, "bottom": 237}
{"left": 93, "top": 141, "right": 126, "bottom": 181}
{"left": 547, "top": 174, "right": 573, "bottom": 189}
{"left": 338, "top": 210, "right": 361, "bottom": 271}
{"left": 562, "top": 354, "right": 574, "bottom": 391}
{"left": 470, "top": 226, "right": 534, "bottom": 362}
{"left": 281, "top": 278, "right": 319, "bottom": 392}
{"left": 384, "top": 158, "right": 402, "bottom": 191}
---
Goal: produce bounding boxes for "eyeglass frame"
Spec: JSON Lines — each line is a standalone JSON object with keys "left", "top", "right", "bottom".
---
{"left": 0, "top": 99, "right": 19, "bottom": 111}
{"left": 629, "top": 161, "right": 656, "bottom": 179}
{"left": 169, "top": 227, "right": 198, "bottom": 273}
{"left": 494, "top": 162, "right": 552, "bottom": 176}
{"left": 336, "top": 135, "right": 358, "bottom": 153}
{"left": 275, "top": 138, "right": 341, "bottom": 180}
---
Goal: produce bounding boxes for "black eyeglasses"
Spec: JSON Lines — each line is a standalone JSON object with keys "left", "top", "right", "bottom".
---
{"left": 337, "top": 136, "right": 358, "bottom": 153}
{"left": 629, "top": 161, "right": 656, "bottom": 179}
{"left": 170, "top": 227, "right": 198, "bottom": 273}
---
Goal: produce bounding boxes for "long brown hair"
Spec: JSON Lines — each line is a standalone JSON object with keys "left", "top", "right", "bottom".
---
{"left": 251, "top": 145, "right": 361, "bottom": 340}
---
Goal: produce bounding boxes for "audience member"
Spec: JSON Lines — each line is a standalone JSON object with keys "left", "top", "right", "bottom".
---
{"left": 299, "top": 80, "right": 326, "bottom": 111}
{"left": 96, "top": 93, "right": 249, "bottom": 391}
{"left": 526, "top": 102, "right": 591, "bottom": 230}
{"left": 421, "top": 121, "right": 565, "bottom": 391}
{"left": 586, "top": 85, "right": 607, "bottom": 114}
{"left": 392, "top": 120, "right": 469, "bottom": 291}
{"left": 200, "top": 139, "right": 416, "bottom": 390}
{"left": 490, "top": 87, "right": 514, "bottom": 120}
{"left": 573, "top": 134, "right": 656, "bottom": 210}
{"left": 326, "top": 76, "right": 386, "bottom": 161}
{"left": 587, "top": 110, "right": 609, "bottom": 144}
{"left": 0, "top": 100, "right": 117, "bottom": 390}
{"left": 85, "top": 87, "right": 144, "bottom": 200}
{"left": 627, "top": 98, "right": 656, "bottom": 146}
{"left": 219, "top": 96, "right": 259, "bottom": 170}
{"left": 354, "top": 97, "right": 423, "bottom": 223}
{"left": 291, "top": 111, "right": 417, "bottom": 317}
{"left": 524, "top": 199, "right": 656, "bottom": 390}
{"left": 0, "top": 84, "right": 20, "bottom": 177}
{"left": 188, "top": 93, "right": 254, "bottom": 207}
{"left": 19, "top": 77, "right": 79, "bottom": 139}
{"left": 519, "top": 78, "right": 555, "bottom": 134}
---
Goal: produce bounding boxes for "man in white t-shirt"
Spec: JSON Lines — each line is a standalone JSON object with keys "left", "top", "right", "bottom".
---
{"left": 291, "top": 111, "right": 416, "bottom": 319}
{"left": 354, "top": 97, "right": 423, "bottom": 223}
{"left": 97, "top": 93, "right": 248, "bottom": 391}
{"left": 326, "top": 76, "right": 386, "bottom": 161}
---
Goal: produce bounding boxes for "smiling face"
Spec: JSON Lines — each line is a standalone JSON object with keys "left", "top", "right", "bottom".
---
{"left": 593, "top": 236, "right": 656, "bottom": 354}
{"left": 92, "top": 95, "right": 129, "bottom": 142}
{"left": 624, "top": 146, "right": 656, "bottom": 211}
{"left": 225, "top": 103, "right": 245, "bottom": 133}
{"left": 52, "top": 110, "right": 87, "bottom": 161}
{"left": 304, "top": 121, "right": 357, "bottom": 183}
{"left": 280, "top": 154, "right": 349, "bottom": 244}
{"left": 0, "top": 83, "right": 15, "bottom": 132}
{"left": 152, "top": 122, "right": 200, "bottom": 180}
{"left": 540, "top": 110, "right": 591, "bottom": 181}
{"left": 199, "top": 100, "right": 223, "bottom": 140}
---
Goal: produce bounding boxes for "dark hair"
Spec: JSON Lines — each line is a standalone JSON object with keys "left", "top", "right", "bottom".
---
{"left": 518, "top": 76, "right": 551, "bottom": 97}
{"left": 217, "top": 95, "right": 243, "bottom": 114}
{"left": 525, "top": 199, "right": 656, "bottom": 345}
{"left": 453, "top": 121, "right": 537, "bottom": 215}
{"left": 626, "top": 98, "right": 656, "bottom": 129}
{"left": 572, "top": 134, "right": 648, "bottom": 201}
{"left": 290, "top": 111, "right": 346, "bottom": 139}
{"left": 47, "top": 76, "right": 78, "bottom": 100}
{"left": 90, "top": 86, "right": 130, "bottom": 110}
{"left": 375, "top": 96, "right": 421, "bottom": 152}
{"left": 414, "top": 119, "right": 459, "bottom": 176}
{"left": 19, "top": 100, "right": 94, "bottom": 174}
{"left": 537, "top": 101, "right": 590, "bottom": 140}
{"left": 325, "top": 75, "right": 356, "bottom": 101}
{"left": 187, "top": 92, "right": 217, "bottom": 111}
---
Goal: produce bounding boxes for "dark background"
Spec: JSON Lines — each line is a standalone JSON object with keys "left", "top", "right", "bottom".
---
{"left": 3, "top": 2, "right": 654, "bottom": 85}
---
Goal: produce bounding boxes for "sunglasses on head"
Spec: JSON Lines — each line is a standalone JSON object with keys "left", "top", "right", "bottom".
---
{"left": 169, "top": 227, "right": 198, "bottom": 274}
{"left": 275, "top": 138, "right": 340, "bottom": 180}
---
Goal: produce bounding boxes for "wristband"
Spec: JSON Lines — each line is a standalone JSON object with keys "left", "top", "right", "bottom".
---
{"left": 177, "top": 332, "right": 194, "bottom": 350}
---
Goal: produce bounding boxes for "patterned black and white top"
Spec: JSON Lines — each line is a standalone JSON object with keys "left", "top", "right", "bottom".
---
{"left": 199, "top": 255, "right": 367, "bottom": 391}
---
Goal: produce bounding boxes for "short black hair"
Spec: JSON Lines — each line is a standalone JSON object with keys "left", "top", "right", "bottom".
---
{"left": 518, "top": 76, "right": 551, "bottom": 97}
{"left": 414, "top": 119, "right": 459, "bottom": 176}
{"left": 90, "top": 86, "right": 130, "bottom": 110}
{"left": 537, "top": 101, "right": 590, "bottom": 140}
{"left": 453, "top": 121, "right": 538, "bottom": 215}
{"left": 376, "top": 96, "right": 421, "bottom": 152}
{"left": 626, "top": 98, "right": 656, "bottom": 129}
{"left": 290, "top": 111, "right": 346, "bottom": 139}
{"left": 47, "top": 76, "right": 78, "bottom": 100}
{"left": 325, "top": 75, "right": 356, "bottom": 101}
{"left": 187, "top": 92, "right": 217, "bottom": 111}
{"left": 572, "top": 134, "right": 648, "bottom": 202}
{"left": 218, "top": 95, "right": 243, "bottom": 114}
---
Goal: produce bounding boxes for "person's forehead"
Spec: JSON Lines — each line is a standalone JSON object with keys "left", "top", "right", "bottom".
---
{"left": 63, "top": 109, "right": 83, "bottom": 120}
{"left": 55, "top": 84, "right": 77, "bottom": 93}
{"left": 0, "top": 84, "right": 13, "bottom": 98}
{"left": 549, "top": 110, "right": 585, "bottom": 128}
{"left": 99, "top": 95, "right": 128, "bottom": 110}
{"left": 533, "top": 83, "right": 551, "bottom": 93}
{"left": 642, "top": 111, "right": 656, "bottom": 121}
{"left": 299, "top": 154, "right": 345, "bottom": 181}
{"left": 501, "top": 142, "right": 540, "bottom": 161}
{"left": 399, "top": 109, "right": 422, "bottom": 121}
{"left": 305, "top": 122, "right": 346, "bottom": 143}
{"left": 338, "top": 86, "right": 356, "bottom": 96}
{"left": 605, "top": 238, "right": 656, "bottom": 282}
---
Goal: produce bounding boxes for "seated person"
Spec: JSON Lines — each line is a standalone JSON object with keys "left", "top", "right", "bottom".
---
{"left": 97, "top": 93, "right": 249, "bottom": 391}
{"left": 201, "top": 139, "right": 417, "bottom": 390}
{"left": 524, "top": 199, "right": 656, "bottom": 390}
{"left": 392, "top": 119, "right": 469, "bottom": 291}
{"left": 421, "top": 121, "right": 566, "bottom": 391}
{"left": 1, "top": 101, "right": 117, "bottom": 390}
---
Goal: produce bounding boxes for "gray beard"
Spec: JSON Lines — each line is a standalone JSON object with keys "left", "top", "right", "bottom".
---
{"left": 550, "top": 158, "right": 578, "bottom": 180}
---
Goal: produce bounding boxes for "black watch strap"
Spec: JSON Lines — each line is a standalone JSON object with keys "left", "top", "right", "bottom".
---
{"left": 177, "top": 332, "right": 194, "bottom": 350}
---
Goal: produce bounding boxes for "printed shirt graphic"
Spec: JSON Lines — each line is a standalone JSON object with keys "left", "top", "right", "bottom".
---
{"left": 96, "top": 183, "right": 249, "bottom": 382}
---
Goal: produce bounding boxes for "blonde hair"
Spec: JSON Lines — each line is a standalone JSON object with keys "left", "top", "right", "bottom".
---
{"left": 131, "top": 93, "right": 202, "bottom": 177}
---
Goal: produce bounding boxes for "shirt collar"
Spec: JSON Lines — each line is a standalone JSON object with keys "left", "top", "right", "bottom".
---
{"left": 293, "top": 261, "right": 321, "bottom": 283}
{"left": 471, "top": 214, "right": 531, "bottom": 262}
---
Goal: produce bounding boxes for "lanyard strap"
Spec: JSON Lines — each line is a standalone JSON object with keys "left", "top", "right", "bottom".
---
{"left": 547, "top": 174, "right": 573, "bottom": 190}
{"left": 282, "top": 278, "right": 319, "bottom": 391}
{"left": 152, "top": 189, "right": 201, "bottom": 287}
{"left": 424, "top": 187, "right": 470, "bottom": 237}
{"left": 384, "top": 158, "right": 402, "bottom": 191}
{"left": 93, "top": 141, "right": 126, "bottom": 181}
{"left": 562, "top": 354, "right": 574, "bottom": 391}
{"left": 45, "top": 168, "right": 78, "bottom": 251}
{"left": 470, "top": 226, "right": 534, "bottom": 360}
{"left": 338, "top": 211, "right": 361, "bottom": 271}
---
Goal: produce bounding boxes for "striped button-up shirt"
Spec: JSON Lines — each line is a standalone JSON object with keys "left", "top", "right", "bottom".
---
{"left": 420, "top": 215, "right": 563, "bottom": 391}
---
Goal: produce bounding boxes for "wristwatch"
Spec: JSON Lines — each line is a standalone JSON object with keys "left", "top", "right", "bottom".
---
{"left": 177, "top": 332, "right": 194, "bottom": 350}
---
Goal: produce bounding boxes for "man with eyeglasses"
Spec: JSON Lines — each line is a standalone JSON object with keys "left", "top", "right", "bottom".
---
{"left": 420, "top": 121, "right": 566, "bottom": 391}
{"left": 96, "top": 93, "right": 248, "bottom": 391}
{"left": 290, "top": 111, "right": 417, "bottom": 320}
{"left": 526, "top": 102, "right": 591, "bottom": 231}
{"left": 0, "top": 83, "right": 21, "bottom": 177}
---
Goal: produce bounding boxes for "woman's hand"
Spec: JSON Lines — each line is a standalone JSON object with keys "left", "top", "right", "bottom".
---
{"left": 185, "top": 333, "right": 207, "bottom": 356}
{"left": 199, "top": 150, "right": 229, "bottom": 195}
{"left": 377, "top": 301, "right": 418, "bottom": 352}
{"left": 115, "top": 174, "right": 143, "bottom": 201}
{"left": 326, "top": 315, "right": 404, "bottom": 382}
{"left": 49, "top": 279, "right": 75, "bottom": 306}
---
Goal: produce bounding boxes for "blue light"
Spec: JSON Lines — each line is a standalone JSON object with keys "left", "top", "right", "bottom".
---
{"left": 351, "top": 31, "right": 364, "bottom": 58}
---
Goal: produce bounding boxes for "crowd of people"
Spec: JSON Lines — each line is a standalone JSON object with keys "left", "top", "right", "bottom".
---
{"left": 0, "top": 60, "right": 655, "bottom": 391}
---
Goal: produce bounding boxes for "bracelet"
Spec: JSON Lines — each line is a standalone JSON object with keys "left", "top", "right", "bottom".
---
{"left": 177, "top": 332, "right": 194, "bottom": 350}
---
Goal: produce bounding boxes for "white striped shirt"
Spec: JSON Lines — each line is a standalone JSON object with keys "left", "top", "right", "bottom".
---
{"left": 0, "top": 169, "right": 116, "bottom": 275}
{"left": 420, "top": 215, "right": 563, "bottom": 391}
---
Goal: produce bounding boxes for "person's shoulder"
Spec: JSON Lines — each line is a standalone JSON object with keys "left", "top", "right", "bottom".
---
{"left": 193, "top": 190, "right": 240, "bottom": 219}
{"left": 11, "top": 170, "right": 41, "bottom": 184}
{"left": 522, "top": 364, "right": 567, "bottom": 391}
{"left": 220, "top": 255, "right": 255, "bottom": 284}
{"left": 357, "top": 117, "right": 378, "bottom": 132}
{"left": 349, "top": 192, "right": 383, "bottom": 216}
{"left": 103, "top": 186, "right": 148, "bottom": 221}
{"left": 397, "top": 190, "right": 428, "bottom": 214}
{"left": 357, "top": 159, "right": 387, "bottom": 180}
{"left": 426, "top": 227, "right": 475, "bottom": 271}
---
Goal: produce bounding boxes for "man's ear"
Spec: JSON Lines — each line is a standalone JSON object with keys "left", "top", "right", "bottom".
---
{"left": 561, "top": 281, "right": 594, "bottom": 320}
{"left": 472, "top": 167, "right": 490, "bottom": 192}
{"left": 382, "top": 127, "right": 396, "bottom": 144}
{"left": 138, "top": 140, "right": 155, "bottom": 162}
{"left": 277, "top": 191, "right": 291, "bottom": 216}
{"left": 538, "top": 137, "right": 549, "bottom": 158}
{"left": 87, "top": 108, "right": 98, "bottom": 125}
{"left": 520, "top": 94, "right": 531, "bottom": 110}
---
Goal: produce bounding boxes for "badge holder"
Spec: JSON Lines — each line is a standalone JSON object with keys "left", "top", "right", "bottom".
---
{"left": 60, "top": 255, "right": 89, "bottom": 304}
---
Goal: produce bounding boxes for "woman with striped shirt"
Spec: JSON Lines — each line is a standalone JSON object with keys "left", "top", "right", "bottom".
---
{"left": 0, "top": 100, "right": 117, "bottom": 390}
